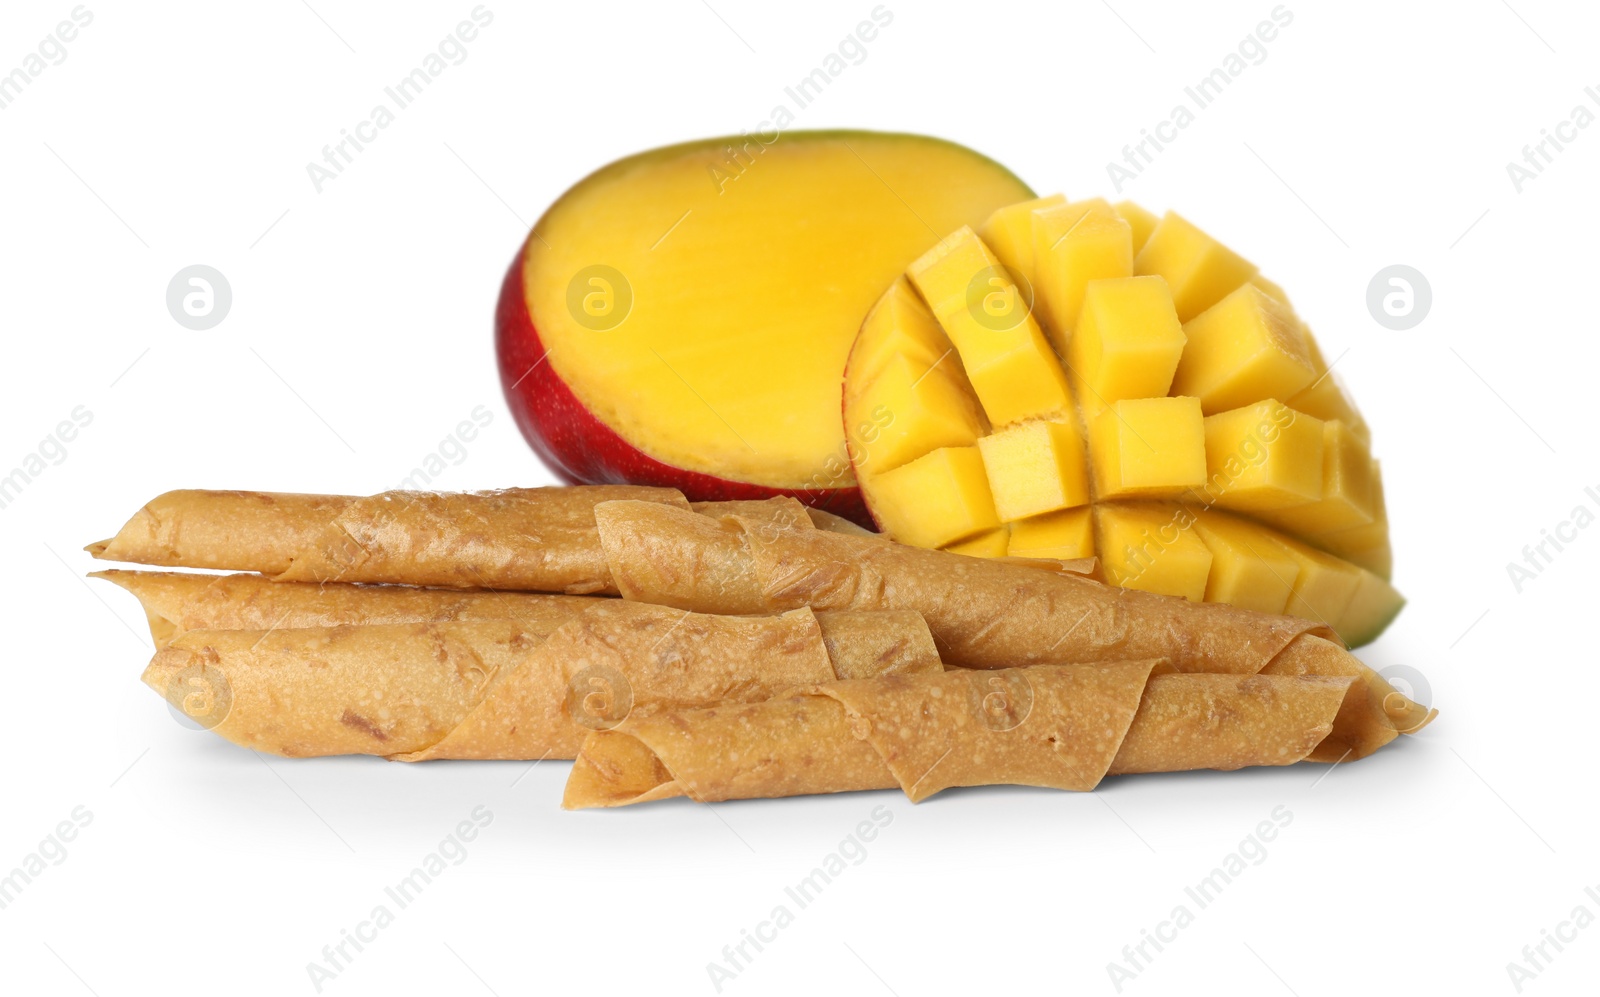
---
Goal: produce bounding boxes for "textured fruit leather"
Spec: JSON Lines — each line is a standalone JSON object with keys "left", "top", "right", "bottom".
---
{"left": 562, "top": 663, "right": 1355, "bottom": 808}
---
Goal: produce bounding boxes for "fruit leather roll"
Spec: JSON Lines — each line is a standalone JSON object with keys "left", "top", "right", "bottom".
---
{"left": 562, "top": 663, "right": 1356, "bottom": 808}
{"left": 88, "top": 486, "right": 820, "bottom": 597}
{"left": 592, "top": 501, "right": 1433, "bottom": 759}
{"left": 87, "top": 485, "right": 691, "bottom": 595}
{"left": 145, "top": 604, "right": 941, "bottom": 760}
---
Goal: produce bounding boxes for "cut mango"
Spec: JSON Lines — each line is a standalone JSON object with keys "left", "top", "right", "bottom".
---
{"left": 1113, "top": 201, "right": 1160, "bottom": 255}
{"left": 979, "top": 194, "right": 1067, "bottom": 291}
{"left": 848, "top": 354, "right": 985, "bottom": 476}
{"left": 1258, "top": 420, "right": 1376, "bottom": 535}
{"left": 1201, "top": 401, "right": 1324, "bottom": 511}
{"left": 1008, "top": 507, "right": 1094, "bottom": 560}
{"left": 945, "top": 527, "right": 1011, "bottom": 559}
{"left": 1190, "top": 510, "right": 1299, "bottom": 614}
{"left": 1067, "top": 275, "right": 1186, "bottom": 414}
{"left": 868, "top": 446, "right": 998, "bottom": 549}
{"left": 845, "top": 196, "right": 1401, "bottom": 643}
{"left": 1337, "top": 569, "right": 1406, "bottom": 647}
{"left": 1133, "top": 211, "right": 1258, "bottom": 321}
{"left": 1095, "top": 503, "right": 1213, "bottom": 602}
{"left": 908, "top": 227, "right": 1072, "bottom": 426}
{"left": 1089, "top": 397, "right": 1206, "bottom": 500}
{"left": 977, "top": 419, "right": 1090, "bottom": 522}
{"left": 1172, "top": 284, "right": 1317, "bottom": 415}
{"left": 1032, "top": 199, "right": 1133, "bottom": 345}
{"left": 513, "top": 131, "right": 1032, "bottom": 495}
{"left": 850, "top": 277, "right": 952, "bottom": 389}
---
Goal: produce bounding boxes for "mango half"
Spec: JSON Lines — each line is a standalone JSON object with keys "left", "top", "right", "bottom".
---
{"left": 497, "top": 132, "right": 1032, "bottom": 523}
{"left": 843, "top": 199, "right": 1402, "bottom": 646}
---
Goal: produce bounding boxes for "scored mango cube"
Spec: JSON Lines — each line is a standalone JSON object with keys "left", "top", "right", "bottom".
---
{"left": 1133, "top": 211, "right": 1258, "bottom": 321}
{"left": 945, "top": 527, "right": 1011, "bottom": 558}
{"left": 1201, "top": 401, "right": 1325, "bottom": 512}
{"left": 941, "top": 311, "right": 1074, "bottom": 426}
{"left": 848, "top": 277, "right": 952, "bottom": 389}
{"left": 977, "top": 419, "right": 1090, "bottom": 522}
{"left": 1258, "top": 419, "right": 1376, "bottom": 535}
{"left": 978, "top": 194, "right": 1066, "bottom": 291}
{"left": 868, "top": 445, "right": 999, "bottom": 549}
{"left": 1335, "top": 568, "right": 1406, "bottom": 647}
{"left": 1190, "top": 510, "right": 1300, "bottom": 615}
{"left": 1008, "top": 507, "right": 1094, "bottom": 560}
{"left": 909, "top": 226, "right": 1072, "bottom": 427}
{"left": 1068, "top": 275, "right": 1187, "bottom": 414}
{"left": 1272, "top": 535, "right": 1364, "bottom": 627}
{"left": 1287, "top": 334, "right": 1370, "bottom": 444}
{"left": 1172, "top": 284, "right": 1317, "bottom": 415}
{"left": 1248, "top": 274, "right": 1291, "bottom": 307}
{"left": 1314, "top": 460, "right": 1391, "bottom": 579}
{"left": 1032, "top": 199, "right": 1133, "bottom": 346}
{"left": 907, "top": 225, "right": 1002, "bottom": 315}
{"left": 1113, "top": 200, "right": 1160, "bottom": 255}
{"left": 1089, "top": 397, "right": 1206, "bottom": 500}
{"left": 1095, "top": 503, "right": 1214, "bottom": 602}
{"left": 851, "top": 354, "right": 985, "bottom": 475}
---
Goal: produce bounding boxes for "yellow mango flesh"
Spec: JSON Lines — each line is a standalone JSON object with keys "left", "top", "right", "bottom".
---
{"left": 1032, "top": 199, "right": 1133, "bottom": 344}
{"left": 1191, "top": 510, "right": 1300, "bottom": 614}
{"left": 868, "top": 445, "right": 999, "bottom": 549}
{"left": 979, "top": 194, "right": 1067, "bottom": 291}
{"left": 847, "top": 354, "right": 985, "bottom": 476}
{"left": 1133, "top": 211, "right": 1258, "bottom": 321}
{"left": 1008, "top": 507, "right": 1095, "bottom": 560}
{"left": 1201, "top": 401, "right": 1325, "bottom": 511}
{"left": 1172, "top": 284, "right": 1318, "bottom": 415}
{"left": 1089, "top": 397, "right": 1206, "bottom": 499}
{"left": 1113, "top": 200, "right": 1160, "bottom": 255}
{"left": 526, "top": 133, "right": 1032, "bottom": 487}
{"left": 946, "top": 527, "right": 1011, "bottom": 558}
{"left": 1069, "top": 275, "right": 1187, "bottom": 415}
{"left": 1095, "top": 503, "right": 1214, "bottom": 602}
{"left": 909, "top": 228, "right": 1072, "bottom": 426}
{"left": 1258, "top": 420, "right": 1376, "bottom": 535}
{"left": 844, "top": 197, "right": 1401, "bottom": 643}
{"left": 978, "top": 419, "right": 1091, "bottom": 522}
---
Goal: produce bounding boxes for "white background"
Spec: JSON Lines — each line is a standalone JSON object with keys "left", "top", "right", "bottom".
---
{"left": 1, "top": 1, "right": 1595, "bottom": 994}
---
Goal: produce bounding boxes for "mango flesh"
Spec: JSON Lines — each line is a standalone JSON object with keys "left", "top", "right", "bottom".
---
{"left": 843, "top": 199, "right": 1403, "bottom": 645}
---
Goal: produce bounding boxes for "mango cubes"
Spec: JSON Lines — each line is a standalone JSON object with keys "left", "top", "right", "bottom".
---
{"left": 844, "top": 195, "right": 1402, "bottom": 644}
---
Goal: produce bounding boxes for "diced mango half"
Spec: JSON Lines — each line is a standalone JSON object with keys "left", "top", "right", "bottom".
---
{"left": 1113, "top": 200, "right": 1160, "bottom": 255}
{"left": 1067, "top": 275, "right": 1186, "bottom": 415}
{"left": 977, "top": 419, "right": 1090, "bottom": 522}
{"left": 1257, "top": 419, "right": 1376, "bottom": 535}
{"left": 978, "top": 194, "right": 1067, "bottom": 292}
{"left": 945, "top": 527, "right": 1011, "bottom": 559}
{"left": 1032, "top": 199, "right": 1133, "bottom": 346}
{"left": 1134, "top": 211, "right": 1258, "bottom": 321}
{"left": 868, "top": 446, "right": 999, "bottom": 549}
{"left": 1089, "top": 397, "right": 1206, "bottom": 500}
{"left": 1008, "top": 507, "right": 1095, "bottom": 560}
{"left": 1172, "top": 284, "right": 1317, "bottom": 415}
{"left": 846, "top": 197, "right": 1400, "bottom": 642}
{"left": 1201, "top": 401, "right": 1324, "bottom": 511}
{"left": 1190, "top": 510, "right": 1300, "bottom": 615}
{"left": 1095, "top": 503, "right": 1213, "bottom": 602}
